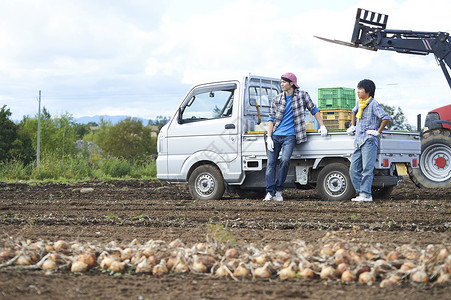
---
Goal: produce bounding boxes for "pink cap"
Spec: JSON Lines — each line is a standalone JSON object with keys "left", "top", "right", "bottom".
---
{"left": 281, "top": 72, "right": 299, "bottom": 89}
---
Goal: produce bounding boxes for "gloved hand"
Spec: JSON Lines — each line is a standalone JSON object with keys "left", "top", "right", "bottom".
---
{"left": 347, "top": 125, "right": 356, "bottom": 136}
{"left": 318, "top": 125, "right": 328, "bottom": 137}
{"left": 266, "top": 136, "right": 274, "bottom": 152}
{"left": 366, "top": 129, "right": 380, "bottom": 136}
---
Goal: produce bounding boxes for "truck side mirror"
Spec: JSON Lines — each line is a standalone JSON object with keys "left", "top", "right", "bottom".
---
{"left": 177, "top": 107, "right": 183, "bottom": 124}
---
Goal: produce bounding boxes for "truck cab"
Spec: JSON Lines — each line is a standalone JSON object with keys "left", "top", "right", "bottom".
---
{"left": 157, "top": 75, "right": 279, "bottom": 199}
{"left": 157, "top": 75, "right": 421, "bottom": 201}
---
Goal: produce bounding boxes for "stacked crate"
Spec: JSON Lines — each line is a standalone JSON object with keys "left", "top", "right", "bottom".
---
{"left": 318, "top": 87, "right": 356, "bottom": 130}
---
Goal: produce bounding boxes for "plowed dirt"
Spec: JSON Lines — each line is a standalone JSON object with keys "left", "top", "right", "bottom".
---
{"left": 0, "top": 179, "right": 449, "bottom": 299}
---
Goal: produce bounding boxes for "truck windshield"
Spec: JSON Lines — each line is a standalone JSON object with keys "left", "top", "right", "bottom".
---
{"left": 181, "top": 89, "right": 235, "bottom": 122}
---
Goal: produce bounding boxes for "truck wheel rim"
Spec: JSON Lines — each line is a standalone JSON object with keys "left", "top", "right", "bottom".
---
{"left": 325, "top": 172, "right": 346, "bottom": 196}
{"left": 195, "top": 174, "right": 215, "bottom": 196}
{"left": 421, "top": 144, "right": 451, "bottom": 182}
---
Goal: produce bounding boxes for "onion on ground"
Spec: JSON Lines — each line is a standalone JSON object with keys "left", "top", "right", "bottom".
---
{"left": 358, "top": 271, "right": 376, "bottom": 284}
{"left": 320, "top": 266, "right": 338, "bottom": 280}
{"left": 341, "top": 270, "right": 356, "bottom": 282}
{"left": 71, "top": 261, "right": 88, "bottom": 273}
{"left": 253, "top": 262, "right": 271, "bottom": 279}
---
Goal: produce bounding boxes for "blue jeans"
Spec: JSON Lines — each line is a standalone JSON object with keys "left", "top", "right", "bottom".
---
{"left": 350, "top": 139, "right": 378, "bottom": 197}
{"left": 265, "top": 135, "right": 296, "bottom": 195}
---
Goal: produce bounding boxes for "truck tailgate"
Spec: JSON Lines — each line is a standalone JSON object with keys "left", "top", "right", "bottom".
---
{"left": 379, "top": 131, "right": 421, "bottom": 155}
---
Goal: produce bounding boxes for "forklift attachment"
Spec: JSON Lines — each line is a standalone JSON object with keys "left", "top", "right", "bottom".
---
{"left": 351, "top": 8, "right": 388, "bottom": 45}
{"left": 313, "top": 35, "right": 376, "bottom": 51}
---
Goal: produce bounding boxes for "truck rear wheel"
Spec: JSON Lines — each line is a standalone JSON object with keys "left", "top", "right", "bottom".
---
{"left": 188, "top": 165, "right": 225, "bottom": 200}
{"left": 408, "top": 129, "right": 451, "bottom": 188}
{"left": 317, "top": 163, "right": 355, "bottom": 201}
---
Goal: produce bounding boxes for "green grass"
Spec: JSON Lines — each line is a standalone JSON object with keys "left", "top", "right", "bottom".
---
{"left": 350, "top": 213, "right": 361, "bottom": 221}
{"left": 0, "top": 154, "right": 157, "bottom": 182}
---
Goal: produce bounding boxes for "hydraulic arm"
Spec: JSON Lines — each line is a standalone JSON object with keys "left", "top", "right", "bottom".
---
{"left": 316, "top": 8, "right": 451, "bottom": 89}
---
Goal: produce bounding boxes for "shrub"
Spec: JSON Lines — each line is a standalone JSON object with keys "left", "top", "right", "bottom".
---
{"left": 0, "top": 159, "right": 32, "bottom": 180}
{"left": 100, "top": 157, "right": 132, "bottom": 178}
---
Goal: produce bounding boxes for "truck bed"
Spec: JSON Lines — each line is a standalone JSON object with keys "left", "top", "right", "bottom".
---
{"left": 242, "top": 130, "right": 421, "bottom": 161}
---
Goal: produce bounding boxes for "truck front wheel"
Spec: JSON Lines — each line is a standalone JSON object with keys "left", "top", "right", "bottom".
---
{"left": 188, "top": 165, "right": 225, "bottom": 200}
{"left": 408, "top": 129, "right": 451, "bottom": 188}
{"left": 317, "top": 163, "right": 355, "bottom": 201}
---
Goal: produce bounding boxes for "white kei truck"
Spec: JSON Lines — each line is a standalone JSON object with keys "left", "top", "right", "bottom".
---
{"left": 156, "top": 75, "right": 421, "bottom": 201}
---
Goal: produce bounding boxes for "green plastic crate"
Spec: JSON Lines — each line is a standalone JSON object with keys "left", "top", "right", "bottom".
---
{"left": 318, "top": 87, "right": 356, "bottom": 110}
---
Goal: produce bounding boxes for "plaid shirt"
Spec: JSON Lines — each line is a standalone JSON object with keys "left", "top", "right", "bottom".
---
{"left": 270, "top": 89, "right": 317, "bottom": 144}
{"left": 352, "top": 98, "right": 390, "bottom": 148}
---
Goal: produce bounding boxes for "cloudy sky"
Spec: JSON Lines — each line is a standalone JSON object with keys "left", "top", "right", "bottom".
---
{"left": 1, "top": 0, "right": 450, "bottom": 125}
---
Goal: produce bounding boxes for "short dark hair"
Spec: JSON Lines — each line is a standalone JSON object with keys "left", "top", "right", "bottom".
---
{"left": 357, "top": 79, "right": 376, "bottom": 97}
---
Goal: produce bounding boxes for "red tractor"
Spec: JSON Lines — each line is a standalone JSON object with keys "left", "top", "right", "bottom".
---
{"left": 410, "top": 104, "right": 451, "bottom": 188}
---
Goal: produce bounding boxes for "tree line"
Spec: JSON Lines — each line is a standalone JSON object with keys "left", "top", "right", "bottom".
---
{"left": 0, "top": 105, "right": 170, "bottom": 180}
{"left": 0, "top": 105, "right": 169, "bottom": 163}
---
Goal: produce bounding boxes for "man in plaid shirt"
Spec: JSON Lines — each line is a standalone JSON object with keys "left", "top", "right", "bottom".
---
{"left": 347, "top": 79, "right": 390, "bottom": 202}
{"left": 264, "top": 72, "right": 328, "bottom": 201}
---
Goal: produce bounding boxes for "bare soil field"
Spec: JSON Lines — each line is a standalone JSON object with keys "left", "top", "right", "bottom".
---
{"left": 0, "top": 178, "right": 449, "bottom": 300}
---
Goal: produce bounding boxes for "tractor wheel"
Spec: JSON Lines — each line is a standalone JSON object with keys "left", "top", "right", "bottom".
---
{"left": 408, "top": 129, "right": 451, "bottom": 188}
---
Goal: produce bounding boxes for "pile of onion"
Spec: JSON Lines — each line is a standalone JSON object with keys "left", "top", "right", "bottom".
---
{"left": 0, "top": 233, "right": 449, "bottom": 288}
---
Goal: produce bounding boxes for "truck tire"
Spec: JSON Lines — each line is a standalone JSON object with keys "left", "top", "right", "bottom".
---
{"left": 188, "top": 165, "right": 225, "bottom": 200}
{"left": 317, "top": 163, "right": 355, "bottom": 201}
{"left": 408, "top": 129, "right": 451, "bottom": 189}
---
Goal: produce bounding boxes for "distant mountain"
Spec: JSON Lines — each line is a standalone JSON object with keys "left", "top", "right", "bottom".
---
{"left": 74, "top": 115, "right": 152, "bottom": 125}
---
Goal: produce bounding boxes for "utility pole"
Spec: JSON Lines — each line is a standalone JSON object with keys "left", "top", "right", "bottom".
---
{"left": 37, "top": 90, "right": 41, "bottom": 167}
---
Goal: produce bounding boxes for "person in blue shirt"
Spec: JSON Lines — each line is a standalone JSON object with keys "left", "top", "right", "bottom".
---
{"left": 347, "top": 79, "right": 390, "bottom": 202}
{"left": 265, "top": 72, "right": 328, "bottom": 201}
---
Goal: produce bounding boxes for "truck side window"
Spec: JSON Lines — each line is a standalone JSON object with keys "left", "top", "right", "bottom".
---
{"left": 181, "top": 89, "right": 235, "bottom": 122}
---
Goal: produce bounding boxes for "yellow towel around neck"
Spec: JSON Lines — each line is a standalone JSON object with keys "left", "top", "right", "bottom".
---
{"left": 356, "top": 97, "right": 372, "bottom": 119}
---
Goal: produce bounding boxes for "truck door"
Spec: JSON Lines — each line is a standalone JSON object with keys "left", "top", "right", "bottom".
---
{"left": 166, "top": 81, "right": 241, "bottom": 182}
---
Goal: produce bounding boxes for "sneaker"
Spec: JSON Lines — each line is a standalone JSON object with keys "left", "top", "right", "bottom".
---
{"left": 350, "top": 196, "right": 361, "bottom": 201}
{"left": 274, "top": 191, "right": 283, "bottom": 202}
{"left": 351, "top": 195, "right": 373, "bottom": 202}
{"left": 263, "top": 192, "right": 273, "bottom": 201}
